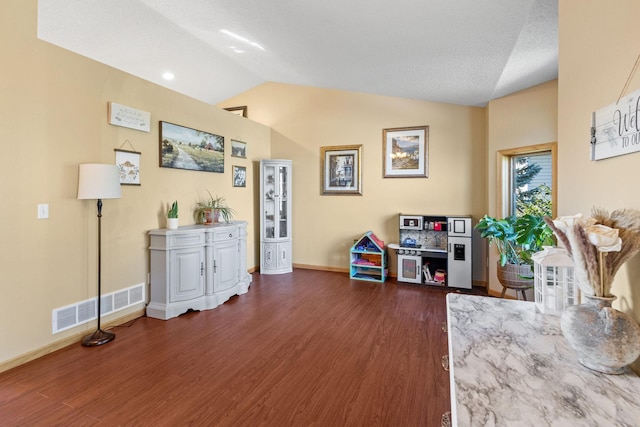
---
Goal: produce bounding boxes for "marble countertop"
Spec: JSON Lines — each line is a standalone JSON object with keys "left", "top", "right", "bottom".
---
{"left": 446, "top": 293, "right": 640, "bottom": 427}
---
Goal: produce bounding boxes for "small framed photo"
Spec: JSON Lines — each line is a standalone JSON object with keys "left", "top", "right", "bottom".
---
{"left": 232, "top": 165, "right": 246, "bottom": 187}
{"left": 224, "top": 106, "right": 247, "bottom": 118}
{"left": 320, "top": 145, "right": 362, "bottom": 195}
{"left": 114, "top": 149, "right": 141, "bottom": 185}
{"left": 383, "top": 126, "right": 429, "bottom": 178}
{"left": 231, "top": 139, "right": 247, "bottom": 158}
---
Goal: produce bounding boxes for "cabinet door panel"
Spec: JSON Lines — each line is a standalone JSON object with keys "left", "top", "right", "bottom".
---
{"left": 398, "top": 254, "right": 422, "bottom": 284}
{"left": 170, "top": 248, "right": 204, "bottom": 302}
{"left": 277, "top": 165, "right": 290, "bottom": 239}
{"left": 447, "top": 236, "right": 472, "bottom": 289}
{"left": 277, "top": 242, "right": 290, "bottom": 270}
{"left": 262, "top": 242, "right": 276, "bottom": 270}
{"left": 262, "top": 165, "right": 276, "bottom": 240}
{"left": 214, "top": 240, "right": 238, "bottom": 292}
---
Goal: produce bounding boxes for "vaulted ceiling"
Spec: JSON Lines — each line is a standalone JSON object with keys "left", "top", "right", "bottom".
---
{"left": 37, "top": 0, "right": 557, "bottom": 107}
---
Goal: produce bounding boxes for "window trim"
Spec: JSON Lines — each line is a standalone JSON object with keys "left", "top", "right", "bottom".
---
{"left": 496, "top": 142, "right": 557, "bottom": 218}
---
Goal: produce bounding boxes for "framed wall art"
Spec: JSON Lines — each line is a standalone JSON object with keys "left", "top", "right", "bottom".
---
{"left": 383, "top": 126, "right": 429, "bottom": 178}
{"left": 232, "top": 165, "right": 247, "bottom": 187}
{"left": 224, "top": 106, "right": 247, "bottom": 118}
{"left": 320, "top": 145, "right": 362, "bottom": 195}
{"left": 159, "top": 121, "right": 224, "bottom": 173}
{"left": 231, "top": 139, "right": 247, "bottom": 158}
{"left": 108, "top": 102, "right": 151, "bottom": 132}
{"left": 114, "top": 148, "right": 141, "bottom": 185}
{"left": 591, "top": 86, "right": 640, "bottom": 161}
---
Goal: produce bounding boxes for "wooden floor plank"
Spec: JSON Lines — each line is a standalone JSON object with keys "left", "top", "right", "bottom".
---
{"left": 0, "top": 270, "right": 485, "bottom": 426}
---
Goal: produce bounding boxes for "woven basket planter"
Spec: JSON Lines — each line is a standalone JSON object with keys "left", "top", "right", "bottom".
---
{"left": 497, "top": 262, "right": 534, "bottom": 289}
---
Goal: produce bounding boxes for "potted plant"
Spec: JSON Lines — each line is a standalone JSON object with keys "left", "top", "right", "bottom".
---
{"left": 475, "top": 214, "right": 554, "bottom": 289}
{"left": 194, "top": 191, "right": 236, "bottom": 224}
{"left": 167, "top": 200, "right": 179, "bottom": 229}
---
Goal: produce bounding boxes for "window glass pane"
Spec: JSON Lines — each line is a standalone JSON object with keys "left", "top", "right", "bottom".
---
{"left": 510, "top": 151, "right": 552, "bottom": 217}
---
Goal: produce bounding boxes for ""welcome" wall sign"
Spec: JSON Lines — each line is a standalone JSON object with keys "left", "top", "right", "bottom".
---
{"left": 592, "top": 86, "right": 640, "bottom": 160}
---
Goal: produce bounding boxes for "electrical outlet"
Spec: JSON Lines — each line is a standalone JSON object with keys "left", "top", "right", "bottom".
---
{"left": 37, "top": 204, "right": 49, "bottom": 219}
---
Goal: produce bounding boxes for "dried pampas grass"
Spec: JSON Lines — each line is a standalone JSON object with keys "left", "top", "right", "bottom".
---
{"left": 546, "top": 208, "right": 640, "bottom": 297}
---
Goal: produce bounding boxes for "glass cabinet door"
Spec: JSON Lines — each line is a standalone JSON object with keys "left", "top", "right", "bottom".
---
{"left": 263, "top": 165, "right": 276, "bottom": 239}
{"left": 278, "top": 165, "right": 288, "bottom": 239}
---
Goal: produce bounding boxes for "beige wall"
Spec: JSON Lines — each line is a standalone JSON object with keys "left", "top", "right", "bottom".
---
{"left": 0, "top": 0, "right": 270, "bottom": 368}
{"left": 558, "top": 0, "right": 640, "bottom": 347}
{"left": 219, "top": 83, "right": 488, "bottom": 280}
{"left": 485, "top": 80, "right": 559, "bottom": 295}
{"left": 8, "top": 0, "right": 639, "bottom": 374}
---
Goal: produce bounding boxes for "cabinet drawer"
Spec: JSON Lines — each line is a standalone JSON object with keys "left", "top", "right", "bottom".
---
{"left": 168, "top": 233, "right": 206, "bottom": 248}
{"left": 213, "top": 228, "right": 239, "bottom": 242}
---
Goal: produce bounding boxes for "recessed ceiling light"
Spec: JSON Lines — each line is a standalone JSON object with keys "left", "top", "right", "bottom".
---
{"left": 162, "top": 72, "right": 175, "bottom": 81}
{"left": 220, "top": 29, "right": 265, "bottom": 51}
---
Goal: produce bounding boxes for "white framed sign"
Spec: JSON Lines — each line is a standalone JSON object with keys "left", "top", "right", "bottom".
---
{"left": 108, "top": 102, "right": 151, "bottom": 132}
{"left": 591, "top": 87, "right": 640, "bottom": 160}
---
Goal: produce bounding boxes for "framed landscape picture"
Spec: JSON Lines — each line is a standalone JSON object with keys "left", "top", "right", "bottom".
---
{"left": 383, "top": 126, "right": 429, "bottom": 178}
{"left": 159, "top": 121, "right": 224, "bottom": 173}
{"left": 320, "top": 145, "right": 362, "bottom": 195}
{"left": 231, "top": 139, "right": 247, "bottom": 158}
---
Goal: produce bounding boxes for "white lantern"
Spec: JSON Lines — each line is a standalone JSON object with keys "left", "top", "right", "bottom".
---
{"left": 532, "top": 247, "right": 579, "bottom": 315}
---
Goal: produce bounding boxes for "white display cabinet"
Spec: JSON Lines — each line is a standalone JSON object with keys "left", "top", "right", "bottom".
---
{"left": 260, "top": 159, "right": 292, "bottom": 274}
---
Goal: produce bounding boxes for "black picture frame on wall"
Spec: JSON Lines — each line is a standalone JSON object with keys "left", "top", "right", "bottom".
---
{"left": 232, "top": 165, "right": 246, "bottom": 187}
{"left": 159, "top": 121, "right": 224, "bottom": 173}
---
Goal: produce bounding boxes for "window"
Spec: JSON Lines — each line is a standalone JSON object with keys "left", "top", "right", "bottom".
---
{"left": 497, "top": 143, "right": 557, "bottom": 218}
{"left": 511, "top": 152, "right": 552, "bottom": 216}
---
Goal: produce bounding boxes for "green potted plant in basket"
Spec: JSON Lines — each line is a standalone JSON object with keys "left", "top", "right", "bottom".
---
{"left": 194, "top": 190, "right": 236, "bottom": 224}
{"left": 475, "top": 214, "right": 554, "bottom": 290}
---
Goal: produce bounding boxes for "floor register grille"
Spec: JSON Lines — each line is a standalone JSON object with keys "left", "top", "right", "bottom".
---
{"left": 52, "top": 283, "right": 145, "bottom": 333}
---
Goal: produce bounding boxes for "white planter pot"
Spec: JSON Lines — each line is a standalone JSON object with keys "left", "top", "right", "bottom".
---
{"left": 167, "top": 218, "right": 179, "bottom": 230}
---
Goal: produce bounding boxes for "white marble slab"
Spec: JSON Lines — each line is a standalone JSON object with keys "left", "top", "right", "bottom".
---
{"left": 446, "top": 293, "right": 640, "bottom": 427}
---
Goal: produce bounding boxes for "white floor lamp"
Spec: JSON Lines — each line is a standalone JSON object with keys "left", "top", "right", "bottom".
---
{"left": 77, "top": 163, "right": 122, "bottom": 346}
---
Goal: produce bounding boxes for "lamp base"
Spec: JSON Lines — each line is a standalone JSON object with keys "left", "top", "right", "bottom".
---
{"left": 81, "top": 329, "right": 115, "bottom": 347}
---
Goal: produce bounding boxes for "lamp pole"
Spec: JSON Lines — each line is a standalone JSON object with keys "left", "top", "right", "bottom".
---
{"left": 81, "top": 198, "right": 115, "bottom": 346}
{"left": 77, "top": 164, "right": 121, "bottom": 347}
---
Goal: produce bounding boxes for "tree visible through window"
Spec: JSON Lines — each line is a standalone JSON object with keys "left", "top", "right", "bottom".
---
{"left": 511, "top": 152, "right": 552, "bottom": 217}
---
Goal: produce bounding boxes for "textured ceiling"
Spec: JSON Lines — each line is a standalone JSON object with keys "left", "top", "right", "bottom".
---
{"left": 37, "top": 0, "right": 557, "bottom": 107}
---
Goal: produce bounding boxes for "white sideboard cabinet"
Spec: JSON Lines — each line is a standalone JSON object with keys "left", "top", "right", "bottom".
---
{"left": 260, "top": 159, "right": 292, "bottom": 274}
{"left": 147, "top": 222, "right": 251, "bottom": 320}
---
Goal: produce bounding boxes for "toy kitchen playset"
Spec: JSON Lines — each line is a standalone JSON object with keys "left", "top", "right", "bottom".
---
{"left": 388, "top": 214, "right": 472, "bottom": 289}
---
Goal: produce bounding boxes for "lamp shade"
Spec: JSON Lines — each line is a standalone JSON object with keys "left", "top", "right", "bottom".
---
{"left": 77, "top": 164, "right": 122, "bottom": 200}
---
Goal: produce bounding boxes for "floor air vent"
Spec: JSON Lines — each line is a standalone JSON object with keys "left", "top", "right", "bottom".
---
{"left": 52, "top": 283, "right": 145, "bottom": 334}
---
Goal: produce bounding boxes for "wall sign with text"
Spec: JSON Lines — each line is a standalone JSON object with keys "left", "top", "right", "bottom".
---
{"left": 108, "top": 102, "right": 151, "bottom": 132}
{"left": 592, "top": 87, "right": 640, "bottom": 160}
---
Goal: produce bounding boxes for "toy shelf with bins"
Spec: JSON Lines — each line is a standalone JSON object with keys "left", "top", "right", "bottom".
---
{"left": 350, "top": 231, "right": 387, "bottom": 282}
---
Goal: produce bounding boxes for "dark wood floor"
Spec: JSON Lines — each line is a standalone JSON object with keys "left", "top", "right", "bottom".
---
{"left": 0, "top": 270, "right": 485, "bottom": 426}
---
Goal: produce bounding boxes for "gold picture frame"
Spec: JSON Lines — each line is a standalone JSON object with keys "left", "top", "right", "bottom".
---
{"left": 383, "top": 125, "right": 429, "bottom": 178}
{"left": 224, "top": 106, "right": 247, "bottom": 117}
{"left": 320, "top": 145, "right": 362, "bottom": 195}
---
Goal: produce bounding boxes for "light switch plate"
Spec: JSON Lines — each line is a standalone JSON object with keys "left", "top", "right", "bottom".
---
{"left": 38, "top": 204, "right": 49, "bottom": 219}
